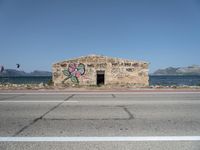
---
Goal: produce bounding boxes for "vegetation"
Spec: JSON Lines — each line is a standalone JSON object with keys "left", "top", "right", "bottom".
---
{"left": 47, "top": 79, "right": 54, "bottom": 86}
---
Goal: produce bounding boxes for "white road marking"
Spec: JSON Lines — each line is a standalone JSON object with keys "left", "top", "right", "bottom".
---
{"left": 0, "top": 101, "right": 79, "bottom": 103}
{"left": 0, "top": 136, "right": 200, "bottom": 142}
{"left": 1, "top": 100, "right": 200, "bottom": 103}
{"left": 0, "top": 93, "right": 69, "bottom": 95}
{"left": 0, "top": 92, "right": 200, "bottom": 95}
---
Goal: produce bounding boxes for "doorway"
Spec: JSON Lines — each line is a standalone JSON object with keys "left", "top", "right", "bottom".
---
{"left": 96, "top": 71, "right": 105, "bottom": 85}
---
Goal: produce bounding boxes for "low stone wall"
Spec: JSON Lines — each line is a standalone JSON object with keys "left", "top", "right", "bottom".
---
{"left": 0, "top": 83, "right": 200, "bottom": 90}
{"left": 0, "top": 83, "right": 53, "bottom": 90}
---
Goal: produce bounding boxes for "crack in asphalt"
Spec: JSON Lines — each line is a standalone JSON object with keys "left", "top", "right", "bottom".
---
{"left": 13, "top": 94, "right": 74, "bottom": 136}
{"left": 13, "top": 95, "right": 135, "bottom": 136}
{"left": 123, "top": 107, "right": 134, "bottom": 119}
{"left": 117, "top": 106, "right": 134, "bottom": 120}
{"left": 43, "top": 118, "right": 129, "bottom": 121}
{"left": 111, "top": 94, "right": 116, "bottom": 98}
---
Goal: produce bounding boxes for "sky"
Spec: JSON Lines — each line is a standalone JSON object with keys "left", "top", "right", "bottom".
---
{"left": 0, "top": 0, "right": 200, "bottom": 73}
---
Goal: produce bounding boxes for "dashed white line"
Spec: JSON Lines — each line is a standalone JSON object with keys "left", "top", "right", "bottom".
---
{"left": 0, "top": 136, "right": 200, "bottom": 142}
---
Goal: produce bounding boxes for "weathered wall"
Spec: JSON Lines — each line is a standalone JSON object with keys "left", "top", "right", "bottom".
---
{"left": 52, "top": 55, "right": 149, "bottom": 86}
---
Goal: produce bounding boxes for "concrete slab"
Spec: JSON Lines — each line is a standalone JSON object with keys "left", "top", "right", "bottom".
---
{"left": 5, "top": 94, "right": 70, "bottom": 101}
{"left": 127, "top": 103, "right": 200, "bottom": 120}
{"left": 114, "top": 93, "right": 200, "bottom": 100}
{"left": 73, "top": 94, "right": 113, "bottom": 98}
{"left": 44, "top": 105, "right": 129, "bottom": 120}
{"left": 17, "top": 119, "right": 200, "bottom": 136}
{"left": 0, "top": 103, "right": 60, "bottom": 136}
{"left": 1, "top": 141, "right": 200, "bottom": 150}
{"left": 70, "top": 97, "right": 116, "bottom": 101}
{"left": 0, "top": 94, "right": 24, "bottom": 101}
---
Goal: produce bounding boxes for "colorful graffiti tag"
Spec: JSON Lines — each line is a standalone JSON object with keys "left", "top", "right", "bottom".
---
{"left": 62, "top": 63, "right": 85, "bottom": 84}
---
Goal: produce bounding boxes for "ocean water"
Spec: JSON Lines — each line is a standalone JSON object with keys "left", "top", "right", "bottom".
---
{"left": 0, "top": 75, "right": 200, "bottom": 86}
{"left": 0, "top": 76, "right": 52, "bottom": 84}
{"left": 149, "top": 75, "right": 200, "bottom": 86}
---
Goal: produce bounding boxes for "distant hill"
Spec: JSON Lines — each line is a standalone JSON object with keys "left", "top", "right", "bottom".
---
{"left": 153, "top": 65, "right": 200, "bottom": 75}
{"left": 0, "top": 69, "right": 52, "bottom": 77}
{"left": 29, "top": 70, "right": 52, "bottom": 76}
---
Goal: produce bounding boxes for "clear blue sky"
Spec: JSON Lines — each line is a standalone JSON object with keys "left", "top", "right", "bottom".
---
{"left": 0, "top": 0, "right": 200, "bottom": 73}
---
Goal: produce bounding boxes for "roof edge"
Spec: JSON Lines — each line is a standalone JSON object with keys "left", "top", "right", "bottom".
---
{"left": 53, "top": 54, "right": 149, "bottom": 65}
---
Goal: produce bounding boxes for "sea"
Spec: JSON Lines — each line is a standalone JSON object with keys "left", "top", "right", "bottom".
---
{"left": 0, "top": 75, "right": 200, "bottom": 86}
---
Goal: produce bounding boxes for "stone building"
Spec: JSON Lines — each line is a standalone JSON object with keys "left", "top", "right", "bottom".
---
{"left": 52, "top": 55, "right": 149, "bottom": 86}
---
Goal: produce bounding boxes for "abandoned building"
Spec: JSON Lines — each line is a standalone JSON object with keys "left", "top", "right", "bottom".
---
{"left": 52, "top": 55, "right": 149, "bottom": 86}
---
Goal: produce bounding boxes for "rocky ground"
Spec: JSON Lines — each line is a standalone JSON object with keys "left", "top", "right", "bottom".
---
{"left": 0, "top": 83, "right": 200, "bottom": 90}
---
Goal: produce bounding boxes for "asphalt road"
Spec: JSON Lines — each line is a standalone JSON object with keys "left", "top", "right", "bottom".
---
{"left": 0, "top": 91, "right": 200, "bottom": 150}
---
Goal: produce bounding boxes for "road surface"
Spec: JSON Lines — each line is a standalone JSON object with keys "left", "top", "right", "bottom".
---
{"left": 0, "top": 91, "right": 200, "bottom": 149}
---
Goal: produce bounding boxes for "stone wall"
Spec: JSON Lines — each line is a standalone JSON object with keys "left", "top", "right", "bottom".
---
{"left": 52, "top": 55, "right": 149, "bottom": 86}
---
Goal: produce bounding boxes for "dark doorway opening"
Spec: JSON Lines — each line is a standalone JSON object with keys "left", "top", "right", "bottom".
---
{"left": 97, "top": 71, "right": 105, "bottom": 85}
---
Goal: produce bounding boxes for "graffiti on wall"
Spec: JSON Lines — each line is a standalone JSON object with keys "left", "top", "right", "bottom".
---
{"left": 62, "top": 63, "right": 85, "bottom": 84}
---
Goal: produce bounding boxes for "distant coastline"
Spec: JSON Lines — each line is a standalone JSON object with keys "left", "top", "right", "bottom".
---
{"left": 152, "top": 65, "right": 200, "bottom": 76}
{"left": 0, "top": 69, "right": 52, "bottom": 77}
{"left": 149, "top": 74, "right": 200, "bottom": 76}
